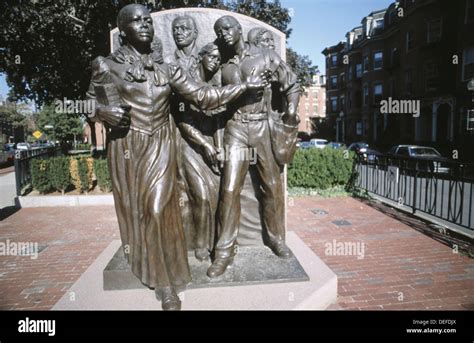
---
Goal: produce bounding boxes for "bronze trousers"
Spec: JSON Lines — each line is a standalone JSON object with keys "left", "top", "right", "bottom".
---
{"left": 215, "top": 118, "right": 285, "bottom": 258}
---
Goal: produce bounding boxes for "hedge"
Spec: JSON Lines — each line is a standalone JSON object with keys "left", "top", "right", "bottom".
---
{"left": 287, "top": 148, "right": 355, "bottom": 190}
{"left": 30, "top": 156, "right": 111, "bottom": 194}
{"left": 94, "top": 158, "right": 112, "bottom": 192}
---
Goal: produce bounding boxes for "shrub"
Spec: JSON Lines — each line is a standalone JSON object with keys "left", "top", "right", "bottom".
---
{"left": 48, "top": 156, "right": 71, "bottom": 195}
{"left": 287, "top": 148, "right": 355, "bottom": 190}
{"left": 30, "top": 159, "right": 52, "bottom": 194}
{"left": 94, "top": 158, "right": 112, "bottom": 192}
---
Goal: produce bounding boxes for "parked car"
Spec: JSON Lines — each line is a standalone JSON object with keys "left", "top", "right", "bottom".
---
{"left": 310, "top": 139, "right": 328, "bottom": 149}
{"left": 348, "top": 142, "right": 381, "bottom": 163}
{"left": 387, "top": 145, "right": 451, "bottom": 173}
{"left": 299, "top": 141, "right": 312, "bottom": 149}
{"left": 15, "top": 142, "right": 31, "bottom": 151}
{"left": 326, "top": 142, "right": 346, "bottom": 150}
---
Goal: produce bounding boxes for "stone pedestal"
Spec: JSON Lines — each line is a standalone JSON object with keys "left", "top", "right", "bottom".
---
{"left": 53, "top": 232, "right": 338, "bottom": 310}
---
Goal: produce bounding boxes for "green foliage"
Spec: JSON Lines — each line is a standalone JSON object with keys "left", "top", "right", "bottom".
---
{"left": 35, "top": 105, "right": 83, "bottom": 143}
{"left": 0, "top": 0, "right": 314, "bottom": 106}
{"left": 74, "top": 143, "right": 91, "bottom": 150}
{"left": 30, "top": 159, "right": 52, "bottom": 194}
{"left": 94, "top": 158, "right": 112, "bottom": 192}
{"left": 287, "top": 48, "right": 319, "bottom": 87}
{"left": 48, "top": 156, "right": 71, "bottom": 195}
{"left": 30, "top": 155, "right": 111, "bottom": 194}
{"left": 287, "top": 148, "right": 355, "bottom": 190}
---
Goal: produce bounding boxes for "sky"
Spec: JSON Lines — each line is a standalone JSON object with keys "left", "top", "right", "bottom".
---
{"left": 281, "top": 0, "right": 394, "bottom": 71}
{"left": 0, "top": 0, "right": 395, "bottom": 99}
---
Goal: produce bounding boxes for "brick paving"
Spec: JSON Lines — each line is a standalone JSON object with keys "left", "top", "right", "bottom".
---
{"left": 0, "top": 196, "right": 473, "bottom": 310}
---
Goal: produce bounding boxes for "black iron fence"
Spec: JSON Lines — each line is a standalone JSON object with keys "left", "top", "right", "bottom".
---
{"left": 354, "top": 154, "right": 474, "bottom": 231}
{"left": 14, "top": 147, "right": 62, "bottom": 196}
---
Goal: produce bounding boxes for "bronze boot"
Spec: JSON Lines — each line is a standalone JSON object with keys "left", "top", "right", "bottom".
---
{"left": 207, "top": 257, "right": 234, "bottom": 278}
{"left": 269, "top": 241, "right": 293, "bottom": 259}
{"left": 155, "top": 287, "right": 181, "bottom": 311}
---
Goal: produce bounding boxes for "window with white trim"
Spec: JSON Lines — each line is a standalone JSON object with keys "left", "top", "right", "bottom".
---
{"left": 463, "top": 47, "right": 474, "bottom": 81}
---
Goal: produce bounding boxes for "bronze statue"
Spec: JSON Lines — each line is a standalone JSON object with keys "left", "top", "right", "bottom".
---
{"left": 177, "top": 43, "right": 224, "bottom": 262}
{"left": 87, "top": 4, "right": 268, "bottom": 310}
{"left": 171, "top": 15, "right": 199, "bottom": 70}
{"left": 248, "top": 27, "right": 276, "bottom": 50}
{"left": 207, "top": 15, "right": 301, "bottom": 278}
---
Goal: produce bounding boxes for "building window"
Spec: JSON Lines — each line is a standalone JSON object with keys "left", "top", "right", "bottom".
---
{"left": 330, "top": 96, "right": 338, "bottom": 112}
{"left": 356, "top": 121, "right": 363, "bottom": 135}
{"left": 425, "top": 64, "right": 439, "bottom": 90}
{"left": 313, "top": 103, "right": 318, "bottom": 114}
{"left": 466, "top": 0, "right": 474, "bottom": 23}
{"left": 330, "top": 75, "right": 338, "bottom": 89}
{"left": 373, "top": 51, "right": 383, "bottom": 70}
{"left": 373, "top": 83, "right": 383, "bottom": 104}
{"left": 356, "top": 63, "right": 362, "bottom": 78}
{"left": 391, "top": 47, "right": 400, "bottom": 68}
{"left": 406, "top": 31, "right": 414, "bottom": 52}
{"left": 363, "top": 55, "right": 369, "bottom": 73}
{"left": 340, "top": 95, "right": 345, "bottom": 110}
{"left": 463, "top": 47, "right": 474, "bottom": 81}
{"left": 468, "top": 110, "right": 474, "bottom": 130}
{"left": 427, "top": 19, "right": 442, "bottom": 43}
{"left": 340, "top": 72, "right": 346, "bottom": 86}
{"left": 374, "top": 18, "right": 384, "bottom": 32}
{"left": 347, "top": 65, "right": 352, "bottom": 81}
{"left": 363, "top": 84, "right": 369, "bottom": 106}
{"left": 331, "top": 54, "right": 338, "bottom": 67}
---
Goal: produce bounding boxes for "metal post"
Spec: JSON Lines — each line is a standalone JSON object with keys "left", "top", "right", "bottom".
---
{"left": 14, "top": 151, "right": 21, "bottom": 196}
{"left": 412, "top": 161, "right": 417, "bottom": 214}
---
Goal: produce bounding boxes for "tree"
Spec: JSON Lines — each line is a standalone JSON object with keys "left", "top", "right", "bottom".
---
{"left": 0, "top": 0, "right": 317, "bottom": 143}
{"left": 287, "top": 48, "right": 319, "bottom": 87}
{"left": 35, "top": 105, "right": 82, "bottom": 143}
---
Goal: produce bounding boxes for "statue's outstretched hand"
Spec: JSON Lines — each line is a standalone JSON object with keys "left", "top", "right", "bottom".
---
{"left": 96, "top": 104, "right": 131, "bottom": 129}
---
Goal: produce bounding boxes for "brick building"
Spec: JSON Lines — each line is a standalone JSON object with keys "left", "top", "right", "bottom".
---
{"left": 297, "top": 72, "right": 327, "bottom": 134}
{"left": 323, "top": 0, "right": 474, "bottom": 159}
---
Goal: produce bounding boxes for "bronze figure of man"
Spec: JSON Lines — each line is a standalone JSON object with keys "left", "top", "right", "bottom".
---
{"left": 207, "top": 15, "right": 301, "bottom": 278}
{"left": 86, "top": 5, "right": 267, "bottom": 310}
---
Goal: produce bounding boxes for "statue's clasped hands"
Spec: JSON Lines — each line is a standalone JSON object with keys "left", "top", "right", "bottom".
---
{"left": 96, "top": 103, "right": 132, "bottom": 129}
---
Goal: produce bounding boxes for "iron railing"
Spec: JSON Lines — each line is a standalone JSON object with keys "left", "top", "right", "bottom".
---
{"left": 354, "top": 154, "right": 474, "bottom": 231}
{"left": 14, "top": 147, "right": 62, "bottom": 196}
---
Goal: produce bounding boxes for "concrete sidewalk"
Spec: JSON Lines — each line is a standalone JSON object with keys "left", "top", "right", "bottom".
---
{"left": 0, "top": 196, "right": 473, "bottom": 310}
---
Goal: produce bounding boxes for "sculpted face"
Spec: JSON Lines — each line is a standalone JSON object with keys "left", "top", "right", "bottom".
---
{"left": 258, "top": 31, "right": 275, "bottom": 50}
{"left": 215, "top": 17, "right": 241, "bottom": 47}
{"left": 172, "top": 17, "right": 197, "bottom": 48}
{"left": 202, "top": 48, "right": 221, "bottom": 74}
{"left": 120, "top": 5, "right": 154, "bottom": 47}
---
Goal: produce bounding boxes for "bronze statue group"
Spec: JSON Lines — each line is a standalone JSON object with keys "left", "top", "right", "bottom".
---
{"left": 87, "top": 4, "right": 301, "bottom": 310}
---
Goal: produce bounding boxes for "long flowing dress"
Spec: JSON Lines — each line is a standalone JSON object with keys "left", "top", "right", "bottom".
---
{"left": 86, "top": 45, "right": 247, "bottom": 289}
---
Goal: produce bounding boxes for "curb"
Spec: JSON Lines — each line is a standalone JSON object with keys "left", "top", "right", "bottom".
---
{"left": 16, "top": 195, "right": 114, "bottom": 208}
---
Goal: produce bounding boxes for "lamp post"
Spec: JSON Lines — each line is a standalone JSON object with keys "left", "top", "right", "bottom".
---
{"left": 44, "top": 124, "right": 55, "bottom": 144}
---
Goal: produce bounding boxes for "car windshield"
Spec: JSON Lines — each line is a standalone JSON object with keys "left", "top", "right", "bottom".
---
{"left": 317, "top": 141, "right": 327, "bottom": 145}
{"left": 358, "top": 143, "right": 369, "bottom": 148}
{"left": 410, "top": 147, "right": 440, "bottom": 156}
